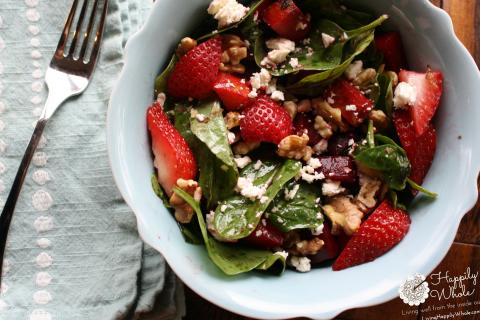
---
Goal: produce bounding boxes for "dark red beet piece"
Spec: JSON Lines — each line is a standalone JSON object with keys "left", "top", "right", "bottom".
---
{"left": 327, "top": 133, "right": 357, "bottom": 156}
{"left": 375, "top": 32, "right": 407, "bottom": 72}
{"left": 293, "top": 112, "right": 322, "bottom": 146}
{"left": 243, "top": 221, "right": 285, "bottom": 249}
{"left": 309, "top": 224, "right": 340, "bottom": 264}
{"left": 316, "top": 156, "right": 357, "bottom": 183}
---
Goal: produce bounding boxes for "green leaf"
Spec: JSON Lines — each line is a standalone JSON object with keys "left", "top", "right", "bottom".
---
{"left": 173, "top": 188, "right": 286, "bottom": 276}
{"left": 197, "top": 0, "right": 268, "bottom": 41}
{"left": 189, "top": 99, "right": 239, "bottom": 208}
{"left": 406, "top": 178, "right": 438, "bottom": 198}
{"left": 214, "top": 159, "right": 302, "bottom": 240}
{"left": 267, "top": 182, "right": 323, "bottom": 232}
{"left": 388, "top": 190, "right": 407, "bottom": 210}
{"left": 354, "top": 144, "right": 411, "bottom": 190}
{"left": 154, "top": 55, "right": 177, "bottom": 96}
{"left": 376, "top": 73, "right": 394, "bottom": 117}
{"left": 374, "top": 134, "right": 402, "bottom": 148}
{"left": 151, "top": 174, "right": 171, "bottom": 208}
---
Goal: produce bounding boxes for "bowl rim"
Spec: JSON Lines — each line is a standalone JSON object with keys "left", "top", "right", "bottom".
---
{"left": 106, "top": 1, "right": 480, "bottom": 319}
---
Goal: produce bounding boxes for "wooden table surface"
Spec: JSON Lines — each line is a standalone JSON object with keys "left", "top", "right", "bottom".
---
{"left": 183, "top": 1, "right": 480, "bottom": 319}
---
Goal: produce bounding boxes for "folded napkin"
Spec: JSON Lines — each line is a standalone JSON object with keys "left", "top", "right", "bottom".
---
{"left": 0, "top": 0, "right": 184, "bottom": 319}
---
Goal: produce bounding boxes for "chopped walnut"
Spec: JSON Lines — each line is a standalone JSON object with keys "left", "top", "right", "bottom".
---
{"left": 289, "top": 237, "right": 324, "bottom": 256}
{"left": 233, "top": 141, "right": 261, "bottom": 155}
{"left": 277, "top": 134, "right": 312, "bottom": 161}
{"left": 312, "top": 98, "right": 348, "bottom": 131}
{"left": 283, "top": 101, "right": 298, "bottom": 119}
{"left": 385, "top": 70, "right": 399, "bottom": 87}
{"left": 353, "top": 68, "right": 377, "bottom": 87}
{"left": 224, "top": 111, "right": 242, "bottom": 129}
{"left": 369, "top": 109, "right": 389, "bottom": 131}
{"left": 297, "top": 99, "right": 312, "bottom": 113}
{"left": 356, "top": 173, "right": 382, "bottom": 209}
{"left": 169, "top": 179, "right": 202, "bottom": 224}
{"left": 176, "top": 37, "right": 197, "bottom": 56}
{"left": 322, "top": 196, "right": 364, "bottom": 235}
{"left": 220, "top": 34, "right": 248, "bottom": 74}
{"left": 314, "top": 115, "right": 333, "bottom": 139}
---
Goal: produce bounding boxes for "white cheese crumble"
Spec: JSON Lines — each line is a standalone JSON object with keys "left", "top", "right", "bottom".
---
{"left": 290, "top": 256, "right": 311, "bottom": 272}
{"left": 156, "top": 92, "right": 167, "bottom": 106}
{"left": 261, "top": 38, "right": 296, "bottom": 66}
{"left": 322, "top": 179, "right": 346, "bottom": 197}
{"left": 289, "top": 57, "right": 300, "bottom": 68}
{"left": 300, "top": 163, "right": 325, "bottom": 183}
{"left": 393, "top": 81, "right": 417, "bottom": 109}
{"left": 249, "top": 68, "right": 271, "bottom": 98}
{"left": 234, "top": 156, "right": 252, "bottom": 169}
{"left": 307, "top": 157, "right": 322, "bottom": 169}
{"left": 274, "top": 250, "right": 289, "bottom": 259}
{"left": 227, "top": 131, "right": 236, "bottom": 144}
{"left": 344, "top": 60, "right": 363, "bottom": 80}
{"left": 270, "top": 90, "right": 285, "bottom": 101}
{"left": 312, "top": 223, "right": 324, "bottom": 235}
{"left": 253, "top": 160, "right": 263, "bottom": 170}
{"left": 235, "top": 177, "right": 267, "bottom": 201}
{"left": 321, "top": 33, "right": 336, "bottom": 48}
{"left": 255, "top": 230, "right": 263, "bottom": 237}
{"left": 284, "top": 184, "right": 300, "bottom": 200}
{"left": 345, "top": 104, "right": 357, "bottom": 111}
{"left": 208, "top": 0, "right": 249, "bottom": 28}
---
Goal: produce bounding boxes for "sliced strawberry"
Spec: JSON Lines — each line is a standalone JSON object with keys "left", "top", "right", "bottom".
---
{"left": 324, "top": 79, "right": 373, "bottom": 126}
{"left": 147, "top": 102, "right": 197, "bottom": 195}
{"left": 398, "top": 69, "right": 443, "bottom": 136}
{"left": 375, "top": 32, "right": 407, "bottom": 72}
{"left": 243, "top": 221, "right": 285, "bottom": 249}
{"left": 310, "top": 223, "right": 340, "bottom": 264}
{"left": 393, "top": 110, "right": 437, "bottom": 188}
{"left": 293, "top": 112, "right": 322, "bottom": 146}
{"left": 213, "top": 72, "right": 251, "bottom": 111}
{"left": 333, "top": 200, "right": 411, "bottom": 271}
{"left": 262, "top": 0, "right": 311, "bottom": 41}
{"left": 240, "top": 95, "right": 293, "bottom": 144}
{"left": 167, "top": 37, "right": 222, "bottom": 99}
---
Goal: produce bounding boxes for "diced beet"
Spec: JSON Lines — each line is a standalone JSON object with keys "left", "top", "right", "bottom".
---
{"left": 316, "top": 156, "right": 357, "bottom": 183}
{"left": 324, "top": 79, "right": 373, "bottom": 126}
{"left": 327, "top": 133, "right": 357, "bottom": 156}
{"left": 243, "top": 221, "right": 285, "bottom": 249}
{"left": 375, "top": 32, "right": 407, "bottom": 72}
{"left": 293, "top": 112, "right": 322, "bottom": 146}
{"left": 309, "top": 224, "right": 339, "bottom": 264}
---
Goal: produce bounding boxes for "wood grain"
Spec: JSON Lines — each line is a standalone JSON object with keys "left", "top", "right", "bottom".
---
{"left": 184, "top": 1, "right": 480, "bottom": 319}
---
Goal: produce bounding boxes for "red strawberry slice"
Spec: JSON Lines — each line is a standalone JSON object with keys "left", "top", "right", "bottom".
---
{"left": 333, "top": 200, "right": 411, "bottom": 271}
{"left": 262, "top": 0, "right": 311, "bottom": 41}
{"left": 147, "top": 102, "right": 197, "bottom": 196}
{"left": 375, "top": 32, "right": 407, "bottom": 72}
{"left": 240, "top": 95, "right": 293, "bottom": 144}
{"left": 398, "top": 69, "right": 443, "bottom": 136}
{"left": 213, "top": 72, "right": 251, "bottom": 111}
{"left": 393, "top": 110, "right": 437, "bottom": 188}
{"left": 167, "top": 37, "right": 222, "bottom": 99}
{"left": 324, "top": 79, "right": 373, "bottom": 126}
{"left": 243, "top": 221, "right": 285, "bottom": 249}
{"left": 293, "top": 112, "right": 322, "bottom": 146}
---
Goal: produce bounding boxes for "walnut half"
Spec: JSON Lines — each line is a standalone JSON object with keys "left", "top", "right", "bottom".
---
{"left": 169, "top": 179, "right": 202, "bottom": 224}
{"left": 277, "top": 134, "right": 312, "bottom": 162}
{"left": 220, "top": 34, "right": 248, "bottom": 74}
{"left": 322, "top": 196, "right": 364, "bottom": 235}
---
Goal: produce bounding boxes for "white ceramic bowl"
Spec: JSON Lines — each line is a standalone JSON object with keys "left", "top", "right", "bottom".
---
{"left": 107, "top": 1, "right": 480, "bottom": 319}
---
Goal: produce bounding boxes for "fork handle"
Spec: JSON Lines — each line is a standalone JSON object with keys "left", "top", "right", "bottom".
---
{"left": 0, "top": 118, "right": 47, "bottom": 281}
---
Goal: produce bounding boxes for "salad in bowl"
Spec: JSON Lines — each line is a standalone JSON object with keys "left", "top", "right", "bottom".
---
{"left": 147, "top": 0, "right": 443, "bottom": 275}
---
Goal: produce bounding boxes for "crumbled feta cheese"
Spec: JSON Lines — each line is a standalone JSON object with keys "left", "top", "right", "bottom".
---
{"left": 296, "top": 21, "right": 308, "bottom": 31}
{"left": 156, "top": 92, "right": 167, "bottom": 106}
{"left": 302, "top": 38, "right": 311, "bottom": 45}
{"left": 270, "top": 90, "right": 285, "bottom": 101}
{"left": 307, "top": 157, "right": 322, "bottom": 169}
{"left": 250, "top": 68, "right": 271, "bottom": 91}
{"left": 322, "top": 179, "right": 346, "bottom": 197}
{"left": 227, "top": 131, "right": 236, "bottom": 144}
{"left": 393, "top": 81, "right": 417, "bottom": 109}
{"left": 284, "top": 184, "right": 300, "bottom": 200}
{"left": 290, "top": 256, "right": 311, "bottom": 272}
{"left": 235, "top": 177, "right": 267, "bottom": 200}
{"left": 344, "top": 60, "right": 363, "bottom": 80}
{"left": 300, "top": 163, "right": 325, "bottom": 183}
{"left": 255, "top": 230, "right": 263, "bottom": 237}
{"left": 248, "top": 90, "right": 258, "bottom": 98}
{"left": 289, "top": 57, "right": 300, "bottom": 68}
{"left": 312, "top": 224, "right": 324, "bottom": 235}
{"left": 196, "top": 114, "right": 206, "bottom": 122}
{"left": 266, "top": 38, "right": 296, "bottom": 52}
{"left": 305, "top": 47, "right": 314, "bottom": 57}
{"left": 274, "top": 250, "right": 289, "bottom": 259}
{"left": 321, "top": 33, "right": 336, "bottom": 48}
{"left": 345, "top": 104, "right": 357, "bottom": 111}
{"left": 253, "top": 160, "right": 263, "bottom": 170}
{"left": 234, "top": 156, "right": 252, "bottom": 169}
{"left": 261, "top": 219, "right": 267, "bottom": 226}
{"left": 313, "top": 139, "right": 328, "bottom": 155}
{"left": 208, "top": 0, "right": 249, "bottom": 28}
{"left": 260, "top": 196, "right": 269, "bottom": 204}
{"left": 220, "top": 204, "right": 228, "bottom": 212}
{"left": 261, "top": 38, "right": 296, "bottom": 66}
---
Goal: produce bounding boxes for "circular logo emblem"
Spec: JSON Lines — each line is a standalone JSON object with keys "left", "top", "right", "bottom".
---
{"left": 399, "top": 273, "right": 430, "bottom": 306}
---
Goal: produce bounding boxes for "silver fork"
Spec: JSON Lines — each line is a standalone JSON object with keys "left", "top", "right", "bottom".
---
{"left": 0, "top": 0, "right": 108, "bottom": 281}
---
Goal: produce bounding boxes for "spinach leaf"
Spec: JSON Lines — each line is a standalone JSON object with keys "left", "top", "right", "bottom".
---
{"left": 374, "top": 134, "right": 401, "bottom": 148}
{"left": 388, "top": 190, "right": 407, "bottom": 210}
{"left": 154, "top": 55, "right": 177, "bottom": 96}
{"left": 197, "top": 0, "right": 268, "bottom": 41}
{"left": 354, "top": 144, "right": 411, "bottom": 190}
{"left": 173, "top": 188, "right": 286, "bottom": 276}
{"left": 151, "top": 174, "right": 171, "bottom": 208}
{"left": 376, "top": 73, "right": 394, "bottom": 117}
{"left": 406, "top": 178, "right": 438, "bottom": 198}
{"left": 214, "top": 159, "right": 302, "bottom": 240}
{"left": 267, "top": 183, "right": 323, "bottom": 232}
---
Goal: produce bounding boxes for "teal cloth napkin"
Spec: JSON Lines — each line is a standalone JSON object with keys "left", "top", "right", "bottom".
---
{"left": 0, "top": 0, "right": 183, "bottom": 319}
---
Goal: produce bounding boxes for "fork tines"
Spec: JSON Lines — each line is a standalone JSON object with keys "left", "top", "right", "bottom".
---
{"left": 53, "top": 0, "right": 108, "bottom": 70}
